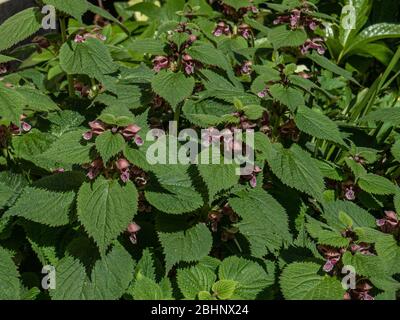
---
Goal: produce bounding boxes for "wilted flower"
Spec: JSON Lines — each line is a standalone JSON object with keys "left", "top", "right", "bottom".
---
{"left": 0, "top": 64, "right": 8, "bottom": 75}
{"left": 127, "top": 222, "right": 141, "bottom": 244}
{"left": 32, "top": 36, "right": 50, "bottom": 49}
{"left": 153, "top": 56, "right": 170, "bottom": 72}
{"left": 208, "top": 211, "right": 223, "bottom": 232}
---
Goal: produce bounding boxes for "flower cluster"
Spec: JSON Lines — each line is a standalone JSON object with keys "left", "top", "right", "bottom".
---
{"left": 273, "top": 8, "right": 321, "bottom": 32}
{"left": 74, "top": 32, "right": 107, "bottom": 43}
{"left": 83, "top": 120, "right": 143, "bottom": 146}
{"left": 300, "top": 37, "right": 326, "bottom": 55}
{"left": 153, "top": 23, "right": 200, "bottom": 75}
{"left": 376, "top": 210, "right": 399, "bottom": 235}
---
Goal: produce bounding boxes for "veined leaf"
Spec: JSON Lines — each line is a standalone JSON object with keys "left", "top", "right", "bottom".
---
{"left": 0, "top": 247, "right": 21, "bottom": 300}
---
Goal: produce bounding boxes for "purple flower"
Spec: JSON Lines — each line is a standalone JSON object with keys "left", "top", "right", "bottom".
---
{"left": 86, "top": 159, "right": 103, "bottom": 180}
{"left": 21, "top": 121, "right": 31, "bottom": 132}
{"left": 213, "top": 21, "right": 231, "bottom": 37}
{"left": 323, "top": 257, "right": 339, "bottom": 272}
{"left": 376, "top": 210, "right": 399, "bottom": 234}
{"left": 344, "top": 186, "right": 356, "bottom": 201}
{"left": 74, "top": 34, "right": 86, "bottom": 43}
{"left": 240, "top": 61, "right": 252, "bottom": 75}
{"left": 301, "top": 38, "right": 326, "bottom": 55}
{"left": 153, "top": 56, "right": 170, "bottom": 72}
{"left": 182, "top": 54, "right": 195, "bottom": 75}
{"left": 238, "top": 24, "right": 252, "bottom": 39}
{"left": 290, "top": 9, "right": 301, "bottom": 28}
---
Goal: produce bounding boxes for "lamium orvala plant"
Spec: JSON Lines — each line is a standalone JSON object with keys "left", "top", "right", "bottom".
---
{"left": 0, "top": 0, "right": 400, "bottom": 301}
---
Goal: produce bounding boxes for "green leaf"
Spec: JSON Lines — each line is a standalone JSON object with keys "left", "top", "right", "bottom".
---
{"left": 295, "top": 106, "right": 346, "bottom": 145}
{"left": 0, "top": 83, "right": 27, "bottom": 124}
{"left": 269, "top": 84, "right": 305, "bottom": 112}
{"left": 391, "top": 140, "right": 400, "bottom": 162}
{"left": 219, "top": 256, "right": 274, "bottom": 299}
{"left": 43, "top": 0, "right": 89, "bottom": 22}
{"left": 125, "top": 39, "right": 166, "bottom": 55}
{"left": 95, "top": 131, "right": 125, "bottom": 163}
{"left": 212, "top": 280, "right": 237, "bottom": 300}
{"left": 15, "top": 87, "right": 59, "bottom": 112}
{"left": 97, "top": 105, "right": 135, "bottom": 127}
{"left": 145, "top": 164, "right": 204, "bottom": 214}
{"left": 40, "top": 130, "right": 94, "bottom": 165}
{"left": 260, "top": 140, "right": 325, "bottom": 199}
{"left": 50, "top": 256, "right": 87, "bottom": 300}
{"left": 0, "top": 54, "right": 17, "bottom": 64}
{"left": 158, "top": 223, "right": 212, "bottom": 272}
{"left": 77, "top": 177, "right": 138, "bottom": 252}
{"left": 5, "top": 187, "right": 75, "bottom": 226}
{"left": 307, "top": 52, "right": 358, "bottom": 84}
{"left": 323, "top": 200, "right": 376, "bottom": 229}
{"left": 83, "top": 245, "right": 134, "bottom": 299}
{"left": 0, "top": 247, "right": 20, "bottom": 300}
{"left": 358, "top": 173, "right": 396, "bottom": 195}
{"left": 0, "top": 7, "right": 42, "bottom": 52}
{"left": 229, "top": 188, "right": 291, "bottom": 256}
{"left": 268, "top": 25, "right": 307, "bottom": 50}
{"left": 187, "top": 44, "right": 230, "bottom": 71}
{"left": 0, "top": 182, "right": 14, "bottom": 209}
{"left": 131, "top": 272, "right": 168, "bottom": 300}
{"left": 60, "top": 38, "right": 117, "bottom": 80}
{"left": 177, "top": 265, "right": 216, "bottom": 299}
{"left": 375, "top": 234, "right": 400, "bottom": 276}
{"left": 280, "top": 262, "right": 345, "bottom": 300}
{"left": 151, "top": 71, "right": 195, "bottom": 109}
{"left": 135, "top": 249, "right": 156, "bottom": 281}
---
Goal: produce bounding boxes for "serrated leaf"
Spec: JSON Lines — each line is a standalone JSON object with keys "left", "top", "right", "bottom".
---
{"left": 151, "top": 71, "right": 194, "bottom": 109}
{"left": 95, "top": 131, "right": 125, "bottom": 163}
{"left": 0, "top": 83, "right": 27, "bottom": 124}
{"left": 280, "top": 262, "right": 345, "bottom": 300}
{"left": 5, "top": 187, "right": 75, "bottom": 226}
{"left": 187, "top": 44, "right": 230, "bottom": 71}
{"left": 177, "top": 265, "right": 216, "bottom": 299}
{"left": 145, "top": 164, "right": 204, "bottom": 214}
{"left": 295, "top": 106, "right": 345, "bottom": 145}
{"left": 83, "top": 245, "right": 134, "bottom": 299}
{"left": 0, "top": 182, "right": 14, "bottom": 209}
{"left": 269, "top": 84, "right": 305, "bottom": 112}
{"left": 77, "top": 177, "right": 138, "bottom": 252}
{"left": 158, "top": 223, "right": 212, "bottom": 272}
{"left": 0, "top": 246, "right": 21, "bottom": 300}
{"left": 131, "top": 273, "right": 167, "bottom": 300}
{"left": 43, "top": 0, "right": 89, "bottom": 22}
{"left": 219, "top": 256, "right": 274, "bottom": 299}
{"left": 40, "top": 130, "right": 94, "bottom": 165}
{"left": 229, "top": 188, "right": 291, "bottom": 256}
{"left": 0, "top": 7, "right": 42, "bottom": 52}
{"left": 15, "top": 87, "right": 59, "bottom": 112}
{"left": 60, "top": 38, "right": 117, "bottom": 80}
{"left": 358, "top": 173, "right": 396, "bottom": 195}
{"left": 212, "top": 280, "right": 237, "bottom": 300}
{"left": 268, "top": 25, "right": 307, "bottom": 50}
{"left": 260, "top": 139, "right": 325, "bottom": 199}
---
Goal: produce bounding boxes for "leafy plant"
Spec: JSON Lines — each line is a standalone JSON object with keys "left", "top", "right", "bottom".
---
{"left": 0, "top": 0, "right": 400, "bottom": 301}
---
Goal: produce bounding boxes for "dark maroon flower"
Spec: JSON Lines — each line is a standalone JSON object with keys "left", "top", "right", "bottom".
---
{"left": 208, "top": 211, "right": 223, "bottom": 232}
{"left": 290, "top": 9, "right": 301, "bottom": 28}
{"left": 213, "top": 21, "right": 231, "bottom": 37}
{"left": 153, "top": 56, "right": 170, "bottom": 72}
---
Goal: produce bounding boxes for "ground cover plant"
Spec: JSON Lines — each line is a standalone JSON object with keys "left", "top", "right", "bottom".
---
{"left": 0, "top": 0, "right": 400, "bottom": 300}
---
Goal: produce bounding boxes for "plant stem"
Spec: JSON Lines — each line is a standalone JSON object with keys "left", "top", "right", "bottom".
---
{"left": 59, "top": 17, "right": 75, "bottom": 97}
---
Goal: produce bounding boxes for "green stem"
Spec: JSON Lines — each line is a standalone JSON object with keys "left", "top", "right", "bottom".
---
{"left": 174, "top": 102, "right": 182, "bottom": 126}
{"left": 59, "top": 17, "right": 75, "bottom": 97}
